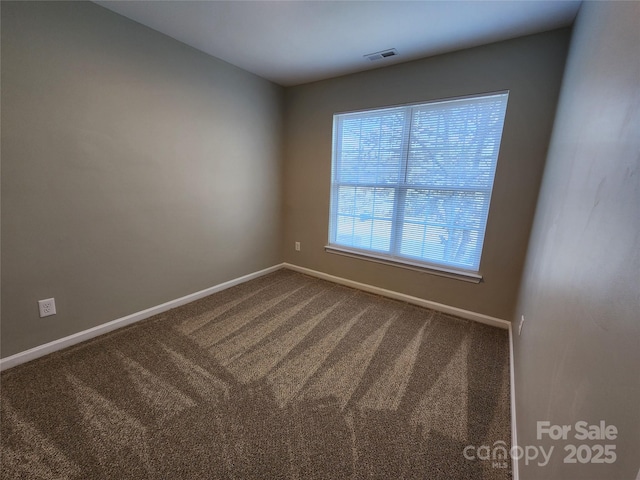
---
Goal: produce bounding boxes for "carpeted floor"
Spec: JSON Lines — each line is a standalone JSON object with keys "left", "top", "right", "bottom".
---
{"left": 0, "top": 269, "right": 512, "bottom": 479}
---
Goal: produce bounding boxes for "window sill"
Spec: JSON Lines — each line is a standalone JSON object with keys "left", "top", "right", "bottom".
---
{"left": 324, "top": 245, "right": 483, "bottom": 284}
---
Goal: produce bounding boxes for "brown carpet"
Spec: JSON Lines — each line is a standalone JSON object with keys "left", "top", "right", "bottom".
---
{"left": 0, "top": 269, "right": 512, "bottom": 479}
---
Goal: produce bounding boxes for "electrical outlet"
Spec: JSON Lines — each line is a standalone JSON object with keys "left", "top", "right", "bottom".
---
{"left": 518, "top": 315, "right": 525, "bottom": 336}
{"left": 295, "top": 242, "right": 301, "bottom": 251}
{"left": 38, "top": 298, "right": 57, "bottom": 318}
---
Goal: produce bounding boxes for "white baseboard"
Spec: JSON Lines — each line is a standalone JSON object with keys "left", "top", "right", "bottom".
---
{"left": 509, "top": 324, "right": 519, "bottom": 480}
{"left": 2, "top": 261, "right": 511, "bottom": 372}
{"left": 282, "top": 263, "right": 510, "bottom": 330}
{"left": 0, "top": 264, "right": 285, "bottom": 371}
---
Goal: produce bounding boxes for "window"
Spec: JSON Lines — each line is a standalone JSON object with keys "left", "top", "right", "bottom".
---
{"left": 327, "top": 92, "right": 509, "bottom": 280}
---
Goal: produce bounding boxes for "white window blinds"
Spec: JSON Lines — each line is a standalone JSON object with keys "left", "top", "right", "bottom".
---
{"left": 328, "top": 92, "right": 509, "bottom": 275}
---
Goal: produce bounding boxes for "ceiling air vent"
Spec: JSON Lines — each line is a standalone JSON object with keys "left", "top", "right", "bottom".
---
{"left": 364, "top": 48, "right": 399, "bottom": 61}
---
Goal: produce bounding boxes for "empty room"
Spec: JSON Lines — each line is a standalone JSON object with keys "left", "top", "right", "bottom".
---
{"left": 1, "top": 1, "right": 638, "bottom": 479}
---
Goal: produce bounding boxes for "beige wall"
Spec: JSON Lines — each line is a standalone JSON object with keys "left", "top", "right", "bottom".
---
{"left": 1, "top": 2, "right": 283, "bottom": 357}
{"left": 513, "top": 2, "right": 640, "bottom": 479}
{"left": 0, "top": 3, "right": 573, "bottom": 359}
{"left": 282, "top": 29, "right": 571, "bottom": 320}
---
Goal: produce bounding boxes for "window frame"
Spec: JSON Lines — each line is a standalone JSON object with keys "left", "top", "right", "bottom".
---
{"left": 325, "top": 91, "right": 510, "bottom": 282}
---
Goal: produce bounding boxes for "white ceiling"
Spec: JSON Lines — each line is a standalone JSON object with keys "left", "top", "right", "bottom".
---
{"left": 95, "top": 0, "right": 581, "bottom": 87}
